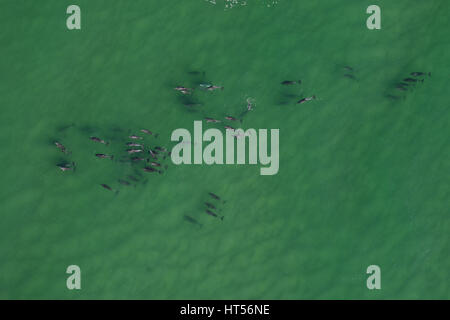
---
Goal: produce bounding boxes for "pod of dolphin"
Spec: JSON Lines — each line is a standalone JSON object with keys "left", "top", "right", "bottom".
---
{"left": 52, "top": 67, "right": 430, "bottom": 225}
{"left": 184, "top": 192, "right": 226, "bottom": 227}
{"left": 387, "top": 71, "right": 431, "bottom": 100}
{"left": 54, "top": 127, "right": 170, "bottom": 196}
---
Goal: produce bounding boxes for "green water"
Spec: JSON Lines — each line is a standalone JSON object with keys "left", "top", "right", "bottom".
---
{"left": 0, "top": 0, "right": 448, "bottom": 299}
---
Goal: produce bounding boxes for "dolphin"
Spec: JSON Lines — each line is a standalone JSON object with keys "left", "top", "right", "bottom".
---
{"left": 57, "top": 162, "right": 75, "bottom": 172}
{"left": 90, "top": 136, "right": 109, "bottom": 145}
{"left": 118, "top": 179, "right": 131, "bottom": 186}
{"left": 126, "top": 142, "right": 143, "bottom": 147}
{"left": 150, "top": 162, "right": 161, "bottom": 167}
{"left": 403, "top": 78, "right": 423, "bottom": 83}
{"left": 205, "top": 209, "right": 224, "bottom": 221}
{"left": 205, "top": 117, "right": 221, "bottom": 123}
{"left": 205, "top": 202, "right": 217, "bottom": 210}
{"left": 174, "top": 86, "right": 193, "bottom": 94}
{"left": 95, "top": 153, "right": 114, "bottom": 159}
{"left": 281, "top": 80, "right": 301, "bottom": 85}
{"left": 209, "top": 192, "right": 221, "bottom": 200}
{"left": 297, "top": 96, "right": 316, "bottom": 104}
{"left": 411, "top": 72, "right": 431, "bottom": 77}
{"left": 127, "top": 149, "right": 143, "bottom": 154}
{"left": 148, "top": 149, "right": 158, "bottom": 159}
{"left": 225, "top": 116, "right": 239, "bottom": 121}
{"left": 200, "top": 84, "right": 223, "bottom": 91}
{"left": 140, "top": 129, "right": 158, "bottom": 138}
{"left": 101, "top": 184, "right": 112, "bottom": 191}
{"left": 184, "top": 215, "right": 203, "bottom": 227}
{"left": 55, "top": 141, "right": 70, "bottom": 154}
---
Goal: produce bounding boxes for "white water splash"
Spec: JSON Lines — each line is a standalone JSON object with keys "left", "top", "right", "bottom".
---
{"left": 204, "top": 0, "right": 279, "bottom": 10}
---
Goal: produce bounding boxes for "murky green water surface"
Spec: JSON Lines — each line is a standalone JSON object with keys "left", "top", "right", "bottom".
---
{"left": 0, "top": 0, "right": 448, "bottom": 299}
